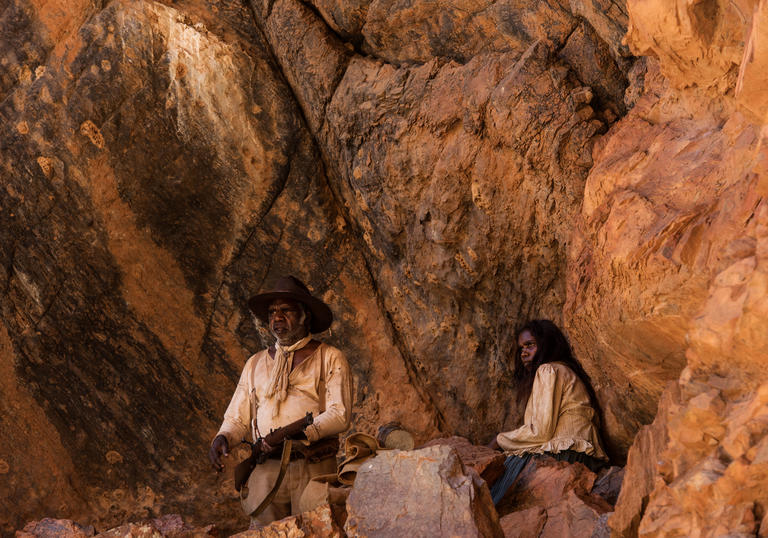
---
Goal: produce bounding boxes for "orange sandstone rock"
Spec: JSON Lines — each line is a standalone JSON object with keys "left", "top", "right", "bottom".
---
{"left": 0, "top": 0, "right": 437, "bottom": 533}
{"left": 421, "top": 436, "right": 507, "bottom": 485}
{"left": 230, "top": 504, "right": 341, "bottom": 537}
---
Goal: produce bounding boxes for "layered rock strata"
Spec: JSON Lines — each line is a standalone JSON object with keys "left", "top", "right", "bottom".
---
{"left": 247, "top": 0, "right": 629, "bottom": 444}
{"left": 0, "top": 0, "right": 437, "bottom": 533}
{"left": 3, "top": 0, "right": 768, "bottom": 534}
{"left": 570, "top": 0, "right": 768, "bottom": 533}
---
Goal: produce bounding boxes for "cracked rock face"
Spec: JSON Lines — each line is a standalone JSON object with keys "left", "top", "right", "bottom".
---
{"left": 252, "top": 0, "right": 620, "bottom": 444}
{"left": 0, "top": 0, "right": 435, "bottom": 533}
{"left": 2, "top": 0, "right": 768, "bottom": 535}
{"left": 572, "top": 0, "right": 768, "bottom": 533}
{"left": 344, "top": 445, "right": 504, "bottom": 537}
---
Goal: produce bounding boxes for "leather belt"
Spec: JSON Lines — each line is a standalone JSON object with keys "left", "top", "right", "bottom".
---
{"left": 268, "top": 449, "right": 305, "bottom": 461}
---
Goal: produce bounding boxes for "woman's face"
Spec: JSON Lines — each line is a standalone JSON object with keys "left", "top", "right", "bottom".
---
{"left": 517, "top": 329, "right": 538, "bottom": 368}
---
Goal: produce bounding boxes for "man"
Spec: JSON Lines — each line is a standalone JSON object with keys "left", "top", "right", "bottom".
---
{"left": 209, "top": 275, "right": 352, "bottom": 526}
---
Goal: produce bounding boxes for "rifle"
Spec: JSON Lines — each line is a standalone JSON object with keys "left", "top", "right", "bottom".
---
{"left": 234, "top": 412, "right": 314, "bottom": 491}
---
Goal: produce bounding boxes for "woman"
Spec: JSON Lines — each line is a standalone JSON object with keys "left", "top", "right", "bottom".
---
{"left": 489, "top": 319, "right": 608, "bottom": 505}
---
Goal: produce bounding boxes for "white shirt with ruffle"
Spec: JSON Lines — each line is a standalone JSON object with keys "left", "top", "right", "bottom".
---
{"left": 496, "top": 361, "right": 607, "bottom": 460}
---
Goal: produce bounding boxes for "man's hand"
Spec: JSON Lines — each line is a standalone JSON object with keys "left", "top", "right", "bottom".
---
{"left": 209, "top": 435, "right": 229, "bottom": 472}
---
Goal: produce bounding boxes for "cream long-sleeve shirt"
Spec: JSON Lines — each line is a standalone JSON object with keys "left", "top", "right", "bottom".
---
{"left": 215, "top": 342, "right": 352, "bottom": 448}
{"left": 496, "top": 361, "right": 607, "bottom": 460}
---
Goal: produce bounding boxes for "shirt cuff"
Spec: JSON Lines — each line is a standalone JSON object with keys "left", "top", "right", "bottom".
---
{"left": 304, "top": 423, "right": 320, "bottom": 443}
{"left": 214, "top": 429, "right": 239, "bottom": 449}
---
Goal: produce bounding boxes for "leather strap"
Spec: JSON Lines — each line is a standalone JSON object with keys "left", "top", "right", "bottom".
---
{"left": 242, "top": 440, "right": 293, "bottom": 518}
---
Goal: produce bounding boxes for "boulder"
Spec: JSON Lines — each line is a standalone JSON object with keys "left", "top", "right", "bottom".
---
{"left": 421, "top": 436, "right": 506, "bottom": 485}
{"left": 231, "top": 504, "right": 342, "bottom": 538}
{"left": 590, "top": 466, "right": 625, "bottom": 506}
{"left": 497, "top": 455, "right": 599, "bottom": 512}
{"left": 94, "top": 523, "right": 163, "bottom": 538}
{"left": 344, "top": 445, "right": 503, "bottom": 537}
{"left": 95, "top": 515, "right": 217, "bottom": 537}
{"left": 538, "top": 490, "right": 611, "bottom": 537}
{"left": 499, "top": 507, "right": 547, "bottom": 538}
{"left": 609, "top": 384, "right": 678, "bottom": 537}
{"left": 496, "top": 456, "right": 613, "bottom": 537}
{"left": 144, "top": 515, "right": 214, "bottom": 537}
{"left": 16, "top": 519, "right": 94, "bottom": 538}
{"left": 16, "top": 515, "right": 216, "bottom": 538}
{"left": 628, "top": 376, "right": 768, "bottom": 536}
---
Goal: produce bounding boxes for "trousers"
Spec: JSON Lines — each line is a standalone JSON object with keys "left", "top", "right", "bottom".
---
{"left": 242, "top": 455, "right": 337, "bottom": 526}
{"left": 489, "top": 450, "right": 605, "bottom": 505}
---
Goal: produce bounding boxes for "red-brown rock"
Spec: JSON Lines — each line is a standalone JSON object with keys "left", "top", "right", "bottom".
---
{"left": 230, "top": 504, "right": 341, "bottom": 538}
{"left": 496, "top": 456, "right": 613, "bottom": 537}
{"left": 0, "top": 0, "right": 437, "bottom": 533}
{"left": 248, "top": 0, "right": 622, "bottom": 446}
{"left": 590, "top": 465, "right": 624, "bottom": 506}
{"left": 569, "top": 0, "right": 631, "bottom": 62}
{"left": 96, "top": 524, "right": 164, "bottom": 538}
{"left": 16, "top": 515, "right": 217, "bottom": 538}
{"left": 318, "top": 41, "right": 606, "bottom": 443}
{"left": 360, "top": 0, "right": 575, "bottom": 65}
{"left": 565, "top": 51, "right": 767, "bottom": 455}
{"left": 620, "top": 375, "right": 768, "bottom": 537}
{"left": 1, "top": 3, "right": 638, "bottom": 534}
{"left": 95, "top": 515, "right": 217, "bottom": 537}
{"left": 539, "top": 490, "right": 611, "bottom": 537}
{"left": 16, "top": 518, "right": 95, "bottom": 538}
{"left": 499, "top": 506, "right": 547, "bottom": 538}
{"left": 565, "top": 0, "right": 768, "bottom": 530}
{"left": 497, "top": 456, "right": 601, "bottom": 513}
{"left": 7, "top": 0, "right": 768, "bottom": 535}
{"left": 421, "top": 436, "right": 506, "bottom": 485}
{"left": 625, "top": 0, "right": 747, "bottom": 91}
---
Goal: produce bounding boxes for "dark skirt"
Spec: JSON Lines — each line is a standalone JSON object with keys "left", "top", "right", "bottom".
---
{"left": 489, "top": 450, "right": 605, "bottom": 505}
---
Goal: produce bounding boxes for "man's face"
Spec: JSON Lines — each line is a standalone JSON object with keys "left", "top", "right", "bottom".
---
{"left": 518, "top": 329, "right": 538, "bottom": 368}
{"left": 268, "top": 299, "right": 308, "bottom": 344}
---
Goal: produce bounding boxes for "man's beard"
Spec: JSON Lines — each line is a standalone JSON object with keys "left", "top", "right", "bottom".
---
{"left": 273, "top": 328, "right": 308, "bottom": 345}
{"left": 272, "top": 310, "right": 308, "bottom": 345}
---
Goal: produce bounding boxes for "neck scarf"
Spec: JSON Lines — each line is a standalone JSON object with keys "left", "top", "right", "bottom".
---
{"left": 266, "top": 335, "right": 312, "bottom": 417}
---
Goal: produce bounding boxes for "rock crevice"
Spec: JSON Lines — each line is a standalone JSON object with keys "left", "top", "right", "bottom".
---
{"left": 3, "top": 0, "right": 768, "bottom": 535}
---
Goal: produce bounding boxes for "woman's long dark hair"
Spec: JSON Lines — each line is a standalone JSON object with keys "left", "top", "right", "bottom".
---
{"left": 512, "top": 320, "right": 601, "bottom": 423}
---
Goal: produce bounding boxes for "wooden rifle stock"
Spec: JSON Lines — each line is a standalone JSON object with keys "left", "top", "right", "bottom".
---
{"left": 234, "top": 412, "right": 314, "bottom": 492}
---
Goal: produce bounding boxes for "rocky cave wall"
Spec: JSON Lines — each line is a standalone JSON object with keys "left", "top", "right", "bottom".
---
{"left": 0, "top": 0, "right": 766, "bottom": 535}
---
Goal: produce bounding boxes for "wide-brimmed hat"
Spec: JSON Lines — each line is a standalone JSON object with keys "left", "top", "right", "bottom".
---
{"left": 248, "top": 275, "right": 333, "bottom": 333}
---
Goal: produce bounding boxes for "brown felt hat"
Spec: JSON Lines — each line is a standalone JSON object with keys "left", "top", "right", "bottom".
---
{"left": 248, "top": 275, "right": 333, "bottom": 334}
